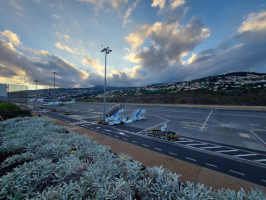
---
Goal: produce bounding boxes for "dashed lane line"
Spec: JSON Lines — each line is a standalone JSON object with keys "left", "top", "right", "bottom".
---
{"left": 175, "top": 140, "right": 193, "bottom": 143}
{"left": 142, "top": 144, "right": 149, "bottom": 147}
{"left": 234, "top": 153, "right": 257, "bottom": 157}
{"left": 216, "top": 149, "right": 239, "bottom": 153}
{"left": 169, "top": 152, "right": 178, "bottom": 156}
{"left": 122, "top": 138, "right": 128, "bottom": 141}
{"left": 114, "top": 135, "right": 119, "bottom": 138}
{"left": 132, "top": 140, "right": 138, "bottom": 144}
{"left": 154, "top": 148, "right": 162, "bottom": 151}
{"left": 205, "top": 163, "right": 218, "bottom": 168}
{"left": 186, "top": 143, "right": 207, "bottom": 146}
{"left": 262, "top": 180, "right": 266, "bottom": 183}
{"left": 201, "top": 146, "right": 221, "bottom": 149}
{"left": 185, "top": 157, "right": 196, "bottom": 162}
{"left": 229, "top": 170, "right": 245, "bottom": 176}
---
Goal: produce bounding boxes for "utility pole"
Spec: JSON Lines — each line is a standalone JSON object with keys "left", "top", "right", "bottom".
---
{"left": 52, "top": 71, "right": 57, "bottom": 108}
{"left": 101, "top": 46, "right": 112, "bottom": 122}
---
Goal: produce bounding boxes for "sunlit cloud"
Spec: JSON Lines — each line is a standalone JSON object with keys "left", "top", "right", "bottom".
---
{"left": 82, "top": 56, "right": 104, "bottom": 76}
{"left": 55, "top": 42, "right": 79, "bottom": 55}
{"left": 1, "top": 30, "right": 22, "bottom": 46}
{"left": 238, "top": 11, "right": 266, "bottom": 33}
{"left": 151, "top": 0, "right": 166, "bottom": 10}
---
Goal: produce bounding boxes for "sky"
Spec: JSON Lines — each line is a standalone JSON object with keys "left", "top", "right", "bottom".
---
{"left": 0, "top": 0, "right": 266, "bottom": 89}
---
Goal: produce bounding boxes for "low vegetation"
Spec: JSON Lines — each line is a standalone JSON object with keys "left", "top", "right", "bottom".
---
{"left": 0, "top": 103, "right": 31, "bottom": 120}
{"left": 0, "top": 117, "right": 265, "bottom": 199}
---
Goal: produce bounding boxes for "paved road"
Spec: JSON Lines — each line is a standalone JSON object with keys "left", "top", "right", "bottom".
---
{"left": 30, "top": 102, "right": 266, "bottom": 186}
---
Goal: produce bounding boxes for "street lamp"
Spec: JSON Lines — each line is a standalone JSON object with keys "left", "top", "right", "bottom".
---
{"left": 34, "top": 80, "right": 38, "bottom": 101}
{"left": 52, "top": 71, "right": 58, "bottom": 107}
{"left": 101, "top": 46, "right": 112, "bottom": 122}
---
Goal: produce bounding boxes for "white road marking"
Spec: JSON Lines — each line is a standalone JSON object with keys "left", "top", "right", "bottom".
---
{"left": 254, "top": 159, "right": 266, "bottom": 162}
{"left": 262, "top": 180, "right": 266, "bottom": 183}
{"left": 250, "top": 130, "right": 266, "bottom": 146}
{"left": 175, "top": 140, "right": 193, "bottom": 143}
{"left": 186, "top": 157, "right": 196, "bottom": 162}
{"left": 104, "top": 129, "right": 111, "bottom": 132}
{"left": 201, "top": 146, "right": 221, "bottom": 149}
{"left": 234, "top": 153, "right": 257, "bottom": 157}
{"left": 96, "top": 127, "right": 101, "bottom": 129}
{"left": 107, "top": 133, "right": 112, "bottom": 136}
{"left": 154, "top": 148, "right": 162, "bottom": 151}
{"left": 122, "top": 138, "right": 128, "bottom": 141}
{"left": 114, "top": 135, "right": 119, "bottom": 138}
{"left": 132, "top": 140, "right": 138, "bottom": 144}
{"left": 169, "top": 152, "right": 177, "bottom": 156}
{"left": 229, "top": 170, "right": 245, "bottom": 176}
{"left": 142, "top": 144, "right": 149, "bottom": 147}
{"left": 186, "top": 143, "right": 207, "bottom": 146}
{"left": 201, "top": 109, "right": 213, "bottom": 130}
{"left": 205, "top": 163, "right": 218, "bottom": 168}
{"left": 216, "top": 149, "right": 239, "bottom": 153}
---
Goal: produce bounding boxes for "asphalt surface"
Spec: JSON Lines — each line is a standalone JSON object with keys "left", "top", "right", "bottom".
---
{"left": 29, "top": 102, "right": 266, "bottom": 186}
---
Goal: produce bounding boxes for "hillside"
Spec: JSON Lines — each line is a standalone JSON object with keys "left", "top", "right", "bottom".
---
{"left": 82, "top": 72, "right": 266, "bottom": 106}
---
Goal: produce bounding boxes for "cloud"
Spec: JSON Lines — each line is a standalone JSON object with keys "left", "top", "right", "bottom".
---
{"left": 238, "top": 11, "right": 266, "bottom": 33}
{"left": 170, "top": 0, "right": 185, "bottom": 9}
{"left": 151, "top": 0, "right": 166, "bottom": 10}
{"left": 151, "top": 0, "right": 186, "bottom": 11}
{"left": 1, "top": 30, "right": 22, "bottom": 46}
{"left": 53, "top": 14, "right": 60, "bottom": 19}
{"left": 55, "top": 42, "right": 79, "bottom": 55}
{"left": 122, "top": 0, "right": 139, "bottom": 28}
{"left": 0, "top": 38, "right": 87, "bottom": 88}
{"left": 82, "top": 56, "right": 104, "bottom": 75}
{"left": 78, "top": 0, "right": 128, "bottom": 12}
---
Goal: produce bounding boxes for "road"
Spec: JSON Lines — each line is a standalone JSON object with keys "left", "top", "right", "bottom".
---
{"left": 29, "top": 102, "right": 266, "bottom": 186}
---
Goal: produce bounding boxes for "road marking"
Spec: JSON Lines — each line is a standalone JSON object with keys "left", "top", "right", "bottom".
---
{"left": 234, "top": 153, "right": 257, "bottom": 157}
{"left": 142, "top": 144, "right": 149, "bottom": 147}
{"left": 186, "top": 157, "right": 196, "bottom": 162}
{"left": 175, "top": 140, "right": 193, "bottom": 143}
{"left": 186, "top": 143, "right": 207, "bottom": 146}
{"left": 114, "top": 135, "right": 119, "bottom": 138}
{"left": 154, "top": 148, "right": 162, "bottom": 151}
{"left": 229, "top": 170, "right": 245, "bottom": 176}
{"left": 205, "top": 163, "right": 218, "bottom": 168}
{"left": 118, "top": 132, "right": 129, "bottom": 137}
{"left": 107, "top": 133, "right": 112, "bottom": 136}
{"left": 216, "top": 149, "right": 239, "bottom": 153}
{"left": 122, "top": 138, "right": 128, "bottom": 141}
{"left": 201, "top": 146, "right": 221, "bottom": 149}
{"left": 201, "top": 109, "right": 213, "bottom": 130}
{"left": 254, "top": 159, "right": 266, "bottom": 162}
{"left": 132, "top": 140, "right": 138, "bottom": 144}
{"left": 169, "top": 152, "right": 177, "bottom": 156}
{"left": 250, "top": 130, "right": 266, "bottom": 147}
{"left": 104, "top": 129, "right": 111, "bottom": 132}
{"left": 262, "top": 180, "right": 266, "bottom": 183}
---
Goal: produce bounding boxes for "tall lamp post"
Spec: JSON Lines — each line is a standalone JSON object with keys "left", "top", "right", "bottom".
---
{"left": 34, "top": 80, "right": 38, "bottom": 101}
{"left": 101, "top": 46, "right": 112, "bottom": 122}
{"left": 52, "top": 71, "right": 57, "bottom": 107}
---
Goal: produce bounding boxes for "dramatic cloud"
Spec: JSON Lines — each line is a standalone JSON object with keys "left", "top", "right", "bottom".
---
{"left": 125, "top": 17, "right": 210, "bottom": 84}
{"left": 0, "top": 38, "right": 87, "bottom": 88}
{"left": 55, "top": 42, "right": 79, "bottom": 55}
{"left": 123, "top": 0, "right": 139, "bottom": 28}
{"left": 1, "top": 30, "right": 22, "bottom": 46}
{"left": 125, "top": 7, "right": 266, "bottom": 85}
